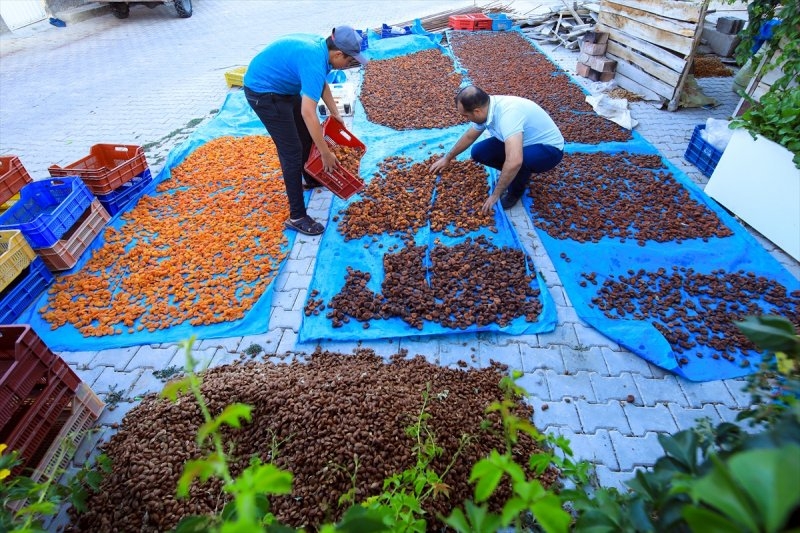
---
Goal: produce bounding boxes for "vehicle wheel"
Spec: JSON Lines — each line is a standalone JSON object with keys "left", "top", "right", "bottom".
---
{"left": 110, "top": 3, "right": 130, "bottom": 18}
{"left": 174, "top": 0, "right": 192, "bottom": 18}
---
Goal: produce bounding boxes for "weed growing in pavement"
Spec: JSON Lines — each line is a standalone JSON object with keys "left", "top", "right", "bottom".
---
{"left": 243, "top": 343, "right": 263, "bottom": 357}
{"left": 104, "top": 384, "right": 127, "bottom": 411}
{"left": 152, "top": 365, "right": 183, "bottom": 382}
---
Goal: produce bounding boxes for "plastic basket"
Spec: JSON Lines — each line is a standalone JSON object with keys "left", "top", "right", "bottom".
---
{"left": 48, "top": 144, "right": 148, "bottom": 196}
{"left": 0, "top": 156, "right": 33, "bottom": 206}
{"left": 1, "top": 354, "right": 80, "bottom": 475}
{"left": 355, "top": 29, "right": 368, "bottom": 51}
{"left": 0, "top": 324, "right": 58, "bottom": 429}
{"left": 488, "top": 13, "right": 513, "bottom": 31}
{"left": 304, "top": 118, "right": 366, "bottom": 200}
{"left": 684, "top": 124, "right": 724, "bottom": 177}
{"left": 0, "top": 257, "right": 54, "bottom": 324}
{"left": 36, "top": 199, "right": 110, "bottom": 272}
{"left": 448, "top": 13, "right": 493, "bottom": 31}
{"left": 0, "top": 230, "right": 36, "bottom": 293}
{"left": 0, "top": 177, "right": 94, "bottom": 249}
{"left": 381, "top": 23, "right": 412, "bottom": 38}
{"left": 30, "top": 382, "right": 104, "bottom": 483}
{"left": 96, "top": 168, "right": 152, "bottom": 216}
{"left": 225, "top": 66, "right": 247, "bottom": 88}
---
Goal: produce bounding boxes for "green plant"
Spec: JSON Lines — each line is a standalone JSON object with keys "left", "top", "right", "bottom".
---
{"left": 726, "top": 0, "right": 800, "bottom": 166}
{"left": 0, "top": 443, "right": 110, "bottom": 532}
{"left": 153, "top": 364, "right": 184, "bottom": 382}
{"left": 243, "top": 343, "right": 264, "bottom": 357}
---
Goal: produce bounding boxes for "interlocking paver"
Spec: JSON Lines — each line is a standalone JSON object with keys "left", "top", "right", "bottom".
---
{"left": 545, "top": 370, "right": 597, "bottom": 401}
{"left": 123, "top": 344, "right": 180, "bottom": 370}
{"left": 520, "top": 345, "right": 565, "bottom": 372}
{"left": 679, "top": 378, "right": 736, "bottom": 408}
{"left": 576, "top": 399, "right": 631, "bottom": 434}
{"left": 632, "top": 374, "right": 690, "bottom": 407}
{"left": 623, "top": 403, "right": 679, "bottom": 436}
{"left": 89, "top": 346, "right": 139, "bottom": 371}
{"left": 589, "top": 372, "right": 639, "bottom": 403}
{"left": 562, "top": 345, "right": 609, "bottom": 375}
{"left": 600, "top": 346, "right": 654, "bottom": 378}
{"left": 668, "top": 404, "right": 723, "bottom": 432}
{"left": 517, "top": 369, "right": 550, "bottom": 402}
{"left": 609, "top": 431, "right": 666, "bottom": 471}
{"left": 533, "top": 398, "right": 582, "bottom": 433}
{"left": 556, "top": 428, "right": 620, "bottom": 471}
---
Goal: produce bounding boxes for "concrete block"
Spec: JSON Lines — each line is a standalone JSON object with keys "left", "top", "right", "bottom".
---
{"left": 582, "top": 31, "right": 608, "bottom": 45}
{"left": 579, "top": 52, "right": 617, "bottom": 72}
{"left": 576, "top": 61, "right": 592, "bottom": 78}
{"left": 580, "top": 41, "right": 607, "bottom": 56}
{"left": 716, "top": 17, "right": 744, "bottom": 35}
{"left": 702, "top": 26, "right": 741, "bottom": 57}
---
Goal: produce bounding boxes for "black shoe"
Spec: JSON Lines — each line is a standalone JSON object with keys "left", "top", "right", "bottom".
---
{"left": 500, "top": 191, "right": 521, "bottom": 209}
{"left": 303, "top": 179, "right": 324, "bottom": 190}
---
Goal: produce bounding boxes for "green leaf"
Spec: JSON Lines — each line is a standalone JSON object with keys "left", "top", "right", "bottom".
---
{"left": 470, "top": 456, "right": 505, "bottom": 503}
{"left": 197, "top": 403, "right": 253, "bottom": 444}
{"left": 176, "top": 456, "right": 223, "bottom": 498}
{"left": 500, "top": 496, "right": 528, "bottom": 525}
{"left": 161, "top": 376, "right": 193, "bottom": 402}
{"left": 531, "top": 493, "right": 572, "bottom": 533}
{"left": 682, "top": 506, "right": 743, "bottom": 533}
{"left": 334, "top": 505, "right": 391, "bottom": 532}
{"left": 442, "top": 507, "right": 472, "bottom": 532}
{"left": 529, "top": 452, "right": 552, "bottom": 475}
{"left": 657, "top": 431, "right": 698, "bottom": 472}
{"left": 687, "top": 455, "right": 759, "bottom": 531}
{"left": 173, "top": 515, "right": 214, "bottom": 533}
{"left": 442, "top": 501, "right": 502, "bottom": 532}
{"left": 227, "top": 462, "right": 293, "bottom": 497}
{"left": 735, "top": 316, "right": 800, "bottom": 356}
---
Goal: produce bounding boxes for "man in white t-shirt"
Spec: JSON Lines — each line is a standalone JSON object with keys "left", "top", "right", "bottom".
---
{"left": 430, "top": 85, "right": 564, "bottom": 214}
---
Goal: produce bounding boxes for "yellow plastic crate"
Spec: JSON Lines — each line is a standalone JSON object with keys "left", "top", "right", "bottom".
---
{"left": 225, "top": 66, "right": 247, "bottom": 88}
{"left": 0, "top": 229, "right": 36, "bottom": 293}
{"left": 0, "top": 192, "right": 20, "bottom": 215}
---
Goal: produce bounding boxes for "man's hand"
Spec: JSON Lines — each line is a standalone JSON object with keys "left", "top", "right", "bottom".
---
{"left": 430, "top": 156, "right": 450, "bottom": 174}
{"left": 331, "top": 113, "right": 345, "bottom": 124}
{"left": 481, "top": 192, "right": 500, "bottom": 215}
{"left": 321, "top": 148, "right": 339, "bottom": 173}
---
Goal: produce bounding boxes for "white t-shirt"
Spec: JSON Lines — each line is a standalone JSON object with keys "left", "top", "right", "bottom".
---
{"left": 472, "top": 95, "right": 564, "bottom": 150}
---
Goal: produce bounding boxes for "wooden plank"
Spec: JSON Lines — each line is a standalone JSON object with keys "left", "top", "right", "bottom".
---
{"left": 599, "top": 10, "right": 694, "bottom": 55}
{"left": 599, "top": 23, "right": 685, "bottom": 72}
{"left": 614, "top": 72, "right": 664, "bottom": 102}
{"left": 611, "top": 53, "right": 675, "bottom": 100}
{"left": 667, "top": 0, "right": 708, "bottom": 110}
{"left": 603, "top": 0, "right": 703, "bottom": 22}
{"left": 607, "top": 41, "right": 683, "bottom": 86}
{"left": 602, "top": 1, "right": 697, "bottom": 37}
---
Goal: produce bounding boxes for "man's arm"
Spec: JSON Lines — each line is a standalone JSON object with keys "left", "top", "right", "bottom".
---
{"left": 429, "top": 126, "right": 482, "bottom": 173}
{"left": 480, "top": 132, "right": 523, "bottom": 214}
{"left": 300, "top": 95, "right": 338, "bottom": 172}
{"left": 320, "top": 83, "right": 343, "bottom": 124}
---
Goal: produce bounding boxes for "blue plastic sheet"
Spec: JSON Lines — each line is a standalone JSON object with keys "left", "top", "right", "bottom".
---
{"left": 520, "top": 146, "right": 800, "bottom": 381}
{"left": 299, "top": 37, "right": 557, "bottom": 342}
{"left": 18, "top": 92, "right": 300, "bottom": 351}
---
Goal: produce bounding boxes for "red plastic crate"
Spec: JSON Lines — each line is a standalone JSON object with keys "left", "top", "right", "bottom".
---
{"left": 30, "top": 382, "right": 104, "bottom": 483}
{"left": 448, "top": 13, "right": 493, "bottom": 31}
{"left": 36, "top": 199, "right": 110, "bottom": 272}
{"left": 48, "top": 144, "right": 149, "bottom": 196}
{"left": 0, "top": 325, "right": 58, "bottom": 429}
{"left": 304, "top": 118, "right": 366, "bottom": 200}
{"left": 0, "top": 156, "right": 33, "bottom": 206}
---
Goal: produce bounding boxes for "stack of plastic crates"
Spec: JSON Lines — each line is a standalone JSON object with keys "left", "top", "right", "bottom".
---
{"left": 448, "top": 13, "right": 493, "bottom": 31}
{"left": 0, "top": 177, "right": 110, "bottom": 273}
{"left": 48, "top": 144, "right": 151, "bottom": 216}
{"left": 0, "top": 324, "right": 104, "bottom": 479}
{"left": 0, "top": 155, "right": 34, "bottom": 214}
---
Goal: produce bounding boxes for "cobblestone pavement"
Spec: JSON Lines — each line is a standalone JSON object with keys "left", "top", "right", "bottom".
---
{"left": 1, "top": 0, "right": 798, "bottom": 516}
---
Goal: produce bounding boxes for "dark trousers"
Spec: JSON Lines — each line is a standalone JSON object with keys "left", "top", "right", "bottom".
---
{"left": 471, "top": 137, "right": 564, "bottom": 197}
{"left": 244, "top": 87, "right": 312, "bottom": 220}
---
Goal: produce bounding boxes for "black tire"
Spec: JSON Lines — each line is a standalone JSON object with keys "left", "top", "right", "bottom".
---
{"left": 174, "top": 0, "right": 192, "bottom": 18}
{"left": 110, "top": 3, "right": 130, "bottom": 19}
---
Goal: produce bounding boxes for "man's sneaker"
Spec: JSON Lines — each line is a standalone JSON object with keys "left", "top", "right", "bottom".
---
{"left": 500, "top": 191, "right": 521, "bottom": 209}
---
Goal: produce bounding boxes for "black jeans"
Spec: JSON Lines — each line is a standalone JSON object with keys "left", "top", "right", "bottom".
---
{"left": 244, "top": 87, "right": 313, "bottom": 220}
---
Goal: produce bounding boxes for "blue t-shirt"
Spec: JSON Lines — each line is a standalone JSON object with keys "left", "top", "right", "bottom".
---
{"left": 473, "top": 95, "right": 564, "bottom": 150}
{"left": 244, "top": 34, "right": 331, "bottom": 101}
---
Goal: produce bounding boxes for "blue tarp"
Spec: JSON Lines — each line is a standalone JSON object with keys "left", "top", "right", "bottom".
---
{"left": 19, "top": 92, "right": 300, "bottom": 351}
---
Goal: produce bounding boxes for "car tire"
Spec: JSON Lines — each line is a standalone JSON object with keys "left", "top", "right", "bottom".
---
{"left": 110, "top": 3, "right": 130, "bottom": 19}
{"left": 174, "top": 0, "right": 192, "bottom": 18}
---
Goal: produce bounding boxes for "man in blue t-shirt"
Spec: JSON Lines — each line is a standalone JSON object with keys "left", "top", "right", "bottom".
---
{"left": 244, "top": 26, "right": 367, "bottom": 236}
{"left": 430, "top": 85, "right": 564, "bottom": 214}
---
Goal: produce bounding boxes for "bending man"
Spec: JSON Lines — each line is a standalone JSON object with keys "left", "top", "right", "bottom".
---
{"left": 430, "top": 85, "right": 564, "bottom": 214}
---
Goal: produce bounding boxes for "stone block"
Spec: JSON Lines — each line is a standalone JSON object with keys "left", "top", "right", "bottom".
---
{"left": 702, "top": 26, "right": 741, "bottom": 57}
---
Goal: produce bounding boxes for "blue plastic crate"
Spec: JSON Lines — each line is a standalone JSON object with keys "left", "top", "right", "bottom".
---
{"left": 355, "top": 29, "right": 368, "bottom": 51}
{"left": 0, "top": 257, "right": 53, "bottom": 324}
{"left": 96, "top": 168, "right": 152, "bottom": 217}
{"left": 381, "top": 23, "right": 412, "bottom": 38}
{"left": 684, "top": 124, "right": 723, "bottom": 177}
{"left": 488, "top": 13, "right": 513, "bottom": 31}
{"left": 0, "top": 177, "right": 94, "bottom": 249}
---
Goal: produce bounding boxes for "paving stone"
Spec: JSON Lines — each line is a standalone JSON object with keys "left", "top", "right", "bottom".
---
{"left": 537, "top": 322, "right": 579, "bottom": 348}
{"left": 561, "top": 345, "right": 609, "bottom": 375}
{"left": 668, "top": 404, "right": 722, "bottom": 432}
{"left": 520, "top": 345, "right": 564, "bottom": 372}
{"left": 276, "top": 328, "right": 299, "bottom": 355}
{"left": 557, "top": 427, "right": 620, "bottom": 471}
{"left": 71, "top": 365, "right": 105, "bottom": 388}
{"left": 478, "top": 342, "right": 521, "bottom": 371}
{"left": 240, "top": 328, "right": 284, "bottom": 355}
{"left": 439, "top": 339, "right": 483, "bottom": 369}
{"left": 545, "top": 369, "right": 596, "bottom": 401}
{"left": 517, "top": 369, "right": 550, "bottom": 402}
{"left": 58, "top": 350, "right": 95, "bottom": 366}
{"left": 601, "top": 347, "right": 653, "bottom": 378}
{"left": 715, "top": 404, "right": 747, "bottom": 425}
{"left": 722, "top": 378, "right": 753, "bottom": 409}
{"left": 575, "top": 399, "right": 631, "bottom": 435}
{"left": 89, "top": 346, "right": 139, "bottom": 371}
{"left": 679, "top": 378, "right": 735, "bottom": 408}
{"left": 286, "top": 256, "right": 313, "bottom": 275}
{"left": 272, "top": 288, "right": 300, "bottom": 310}
{"left": 589, "top": 372, "right": 639, "bottom": 403}
{"left": 124, "top": 344, "right": 180, "bottom": 370}
{"left": 196, "top": 336, "right": 242, "bottom": 354}
{"left": 280, "top": 272, "right": 312, "bottom": 292}
{"left": 359, "top": 338, "right": 402, "bottom": 358}
{"left": 533, "top": 398, "right": 582, "bottom": 432}
{"left": 92, "top": 367, "right": 143, "bottom": 396}
{"left": 608, "top": 431, "right": 666, "bottom": 472}
{"left": 130, "top": 368, "right": 172, "bottom": 398}
{"left": 398, "top": 336, "right": 440, "bottom": 359}
{"left": 97, "top": 400, "right": 137, "bottom": 427}
{"left": 269, "top": 306, "right": 302, "bottom": 332}
{"left": 623, "top": 403, "right": 679, "bottom": 436}
{"left": 594, "top": 464, "right": 635, "bottom": 492}
{"left": 574, "top": 322, "right": 620, "bottom": 351}
{"left": 631, "top": 374, "right": 690, "bottom": 407}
